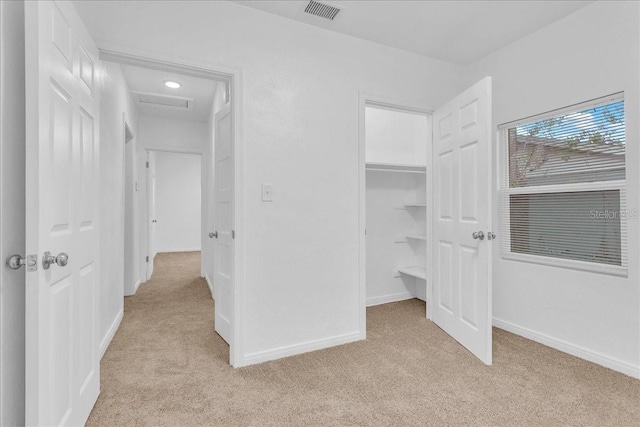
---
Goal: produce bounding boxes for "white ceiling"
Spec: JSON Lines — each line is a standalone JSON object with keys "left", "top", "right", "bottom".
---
{"left": 234, "top": 0, "right": 593, "bottom": 65}
{"left": 118, "top": 63, "right": 218, "bottom": 122}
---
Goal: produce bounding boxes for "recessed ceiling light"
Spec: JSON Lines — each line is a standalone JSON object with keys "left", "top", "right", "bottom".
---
{"left": 164, "top": 80, "right": 181, "bottom": 89}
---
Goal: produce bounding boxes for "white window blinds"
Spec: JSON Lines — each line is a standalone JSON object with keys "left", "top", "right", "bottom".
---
{"left": 500, "top": 94, "right": 626, "bottom": 274}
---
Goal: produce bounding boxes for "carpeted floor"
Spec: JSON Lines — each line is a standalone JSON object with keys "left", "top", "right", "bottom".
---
{"left": 87, "top": 251, "right": 640, "bottom": 426}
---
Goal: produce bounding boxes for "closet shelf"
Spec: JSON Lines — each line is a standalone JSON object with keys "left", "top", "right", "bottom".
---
{"left": 366, "top": 162, "right": 426, "bottom": 174}
{"left": 397, "top": 266, "right": 427, "bottom": 280}
{"left": 405, "top": 234, "right": 426, "bottom": 241}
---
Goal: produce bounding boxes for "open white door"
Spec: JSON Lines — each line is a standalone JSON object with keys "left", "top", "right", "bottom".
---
{"left": 213, "top": 103, "right": 233, "bottom": 344}
{"left": 432, "top": 77, "right": 493, "bottom": 365}
{"left": 146, "top": 151, "right": 157, "bottom": 280}
{"left": 25, "top": 1, "right": 101, "bottom": 425}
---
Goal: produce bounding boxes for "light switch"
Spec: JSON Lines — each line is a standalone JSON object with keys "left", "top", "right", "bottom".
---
{"left": 262, "top": 184, "right": 273, "bottom": 202}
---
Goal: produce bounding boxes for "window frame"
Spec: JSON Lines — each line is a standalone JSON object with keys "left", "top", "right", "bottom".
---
{"left": 498, "top": 93, "right": 627, "bottom": 277}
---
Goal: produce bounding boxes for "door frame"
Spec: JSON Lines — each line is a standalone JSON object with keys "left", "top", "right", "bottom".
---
{"left": 357, "top": 92, "right": 434, "bottom": 337}
{"left": 100, "top": 48, "right": 246, "bottom": 367}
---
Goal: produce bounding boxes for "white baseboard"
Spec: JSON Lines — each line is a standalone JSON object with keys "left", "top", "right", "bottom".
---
{"left": 99, "top": 308, "right": 123, "bottom": 359}
{"left": 366, "top": 292, "right": 414, "bottom": 307}
{"left": 204, "top": 274, "right": 213, "bottom": 299}
{"left": 124, "top": 278, "right": 141, "bottom": 297}
{"left": 242, "top": 331, "right": 362, "bottom": 367}
{"left": 493, "top": 318, "right": 640, "bottom": 379}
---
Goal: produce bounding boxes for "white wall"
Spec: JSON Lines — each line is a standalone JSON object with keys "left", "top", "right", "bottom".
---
{"left": 74, "top": 0, "right": 465, "bottom": 365}
{"left": 137, "top": 115, "right": 208, "bottom": 153}
{"left": 365, "top": 107, "right": 428, "bottom": 166}
{"left": 0, "top": 1, "right": 25, "bottom": 424}
{"left": 98, "top": 61, "right": 139, "bottom": 353}
{"left": 464, "top": 0, "right": 640, "bottom": 377}
{"left": 154, "top": 152, "right": 202, "bottom": 253}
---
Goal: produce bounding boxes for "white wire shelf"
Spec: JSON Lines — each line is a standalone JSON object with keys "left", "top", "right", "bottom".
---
{"left": 397, "top": 266, "right": 426, "bottom": 280}
{"left": 366, "top": 162, "right": 426, "bottom": 174}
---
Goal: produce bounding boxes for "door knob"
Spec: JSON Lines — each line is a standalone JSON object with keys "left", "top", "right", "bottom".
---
{"left": 42, "top": 251, "right": 69, "bottom": 270}
{"left": 472, "top": 231, "right": 485, "bottom": 240}
{"left": 209, "top": 231, "right": 218, "bottom": 239}
{"left": 152, "top": 219, "right": 157, "bottom": 223}
{"left": 487, "top": 232, "right": 496, "bottom": 240}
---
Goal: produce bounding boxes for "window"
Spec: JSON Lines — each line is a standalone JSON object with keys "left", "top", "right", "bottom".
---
{"left": 500, "top": 94, "right": 626, "bottom": 275}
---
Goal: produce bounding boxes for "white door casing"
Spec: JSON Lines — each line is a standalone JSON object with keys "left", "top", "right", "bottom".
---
{"left": 25, "top": 1, "right": 101, "bottom": 425}
{"left": 432, "top": 77, "right": 493, "bottom": 365}
{"left": 214, "top": 103, "right": 233, "bottom": 344}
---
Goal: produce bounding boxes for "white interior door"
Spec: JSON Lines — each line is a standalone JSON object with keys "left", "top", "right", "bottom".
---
{"left": 147, "top": 151, "right": 156, "bottom": 280}
{"left": 213, "top": 103, "right": 233, "bottom": 344}
{"left": 25, "top": 1, "right": 101, "bottom": 424}
{"left": 124, "top": 137, "right": 135, "bottom": 294}
{"left": 431, "top": 77, "right": 493, "bottom": 365}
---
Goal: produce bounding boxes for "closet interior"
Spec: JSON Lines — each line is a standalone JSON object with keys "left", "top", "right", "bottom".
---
{"left": 365, "top": 105, "right": 430, "bottom": 307}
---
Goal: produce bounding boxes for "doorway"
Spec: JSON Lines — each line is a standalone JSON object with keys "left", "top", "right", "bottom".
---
{"left": 145, "top": 150, "right": 202, "bottom": 278}
{"left": 358, "top": 78, "right": 494, "bottom": 366}
{"left": 100, "top": 50, "right": 243, "bottom": 365}
{"left": 363, "top": 103, "right": 431, "bottom": 310}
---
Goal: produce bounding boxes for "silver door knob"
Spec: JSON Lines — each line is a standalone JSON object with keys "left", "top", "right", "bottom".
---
{"left": 42, "top": 251, "right": 69, "bottom": 270}
{"left": 209, "top": 231, "right": 218, "bottom": 239}
{"left": 472, "top": 231, "right": 485, "bottom": 240}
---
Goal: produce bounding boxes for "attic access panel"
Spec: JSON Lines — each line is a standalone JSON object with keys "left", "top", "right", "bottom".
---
{"left": 133, "top": 92, "right": 193, "bottom": 110}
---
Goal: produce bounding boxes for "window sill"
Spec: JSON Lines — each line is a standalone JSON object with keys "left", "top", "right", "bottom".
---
{"left": 501, "top": 252, "right": 628, "bottom": 278}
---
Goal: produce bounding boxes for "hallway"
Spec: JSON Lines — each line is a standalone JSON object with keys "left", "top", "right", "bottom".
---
{"left": 87, "top": 252, "right": 229, "bottom": 425}
{"left": 87, "top": 252, "right": 640, "bottom": 426}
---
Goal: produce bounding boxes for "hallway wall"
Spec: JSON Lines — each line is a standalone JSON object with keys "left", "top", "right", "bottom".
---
{"left": 99, "top": 61, "right": 139, "bottom": 354}
{"left": 154, "top": 152, "right": 202, "bottom": 253}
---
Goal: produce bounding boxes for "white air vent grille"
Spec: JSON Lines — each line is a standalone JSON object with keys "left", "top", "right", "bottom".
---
{"left": 135, "top": 92, "right": 191, "bottom": 109}
{"left": 304, "top": 0, "right": 341, "bottom": 21}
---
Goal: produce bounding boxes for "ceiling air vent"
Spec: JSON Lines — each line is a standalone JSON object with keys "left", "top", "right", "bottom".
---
{"left": 304, "top": 0, "right": 341, "bottom": 21}
{"left": 134, "top": 92, "right": 192, "bottom": 109}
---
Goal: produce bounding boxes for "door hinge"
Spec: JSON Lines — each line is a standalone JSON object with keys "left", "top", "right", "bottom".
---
{"left": 146, "top": 162, "right": 149, "bottom": 168}
{"left": 231, "top": 230, "right": 235, "bottom": 239}
{"left": 146, "top": 256, "right": 149, "bottom": 262}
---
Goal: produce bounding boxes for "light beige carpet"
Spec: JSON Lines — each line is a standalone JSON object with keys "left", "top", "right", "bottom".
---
{"left": 87, "top": 252, "right": 640, "bottom": 426}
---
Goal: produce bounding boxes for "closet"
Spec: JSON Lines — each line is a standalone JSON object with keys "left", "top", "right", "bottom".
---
{"left": 365, "top": 105, "right": 430, "bottom": 306}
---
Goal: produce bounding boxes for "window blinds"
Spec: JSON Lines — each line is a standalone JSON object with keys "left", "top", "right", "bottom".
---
{"left": 500, "top": 94, "right": 626, "bottom": 272}
{"left": 507, "top": 100, "right": 624, "bottom": 187}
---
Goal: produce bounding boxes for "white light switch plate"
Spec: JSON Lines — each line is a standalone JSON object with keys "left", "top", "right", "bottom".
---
{"left": 262, "top": 184, "right": 273, "bottom": 202}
